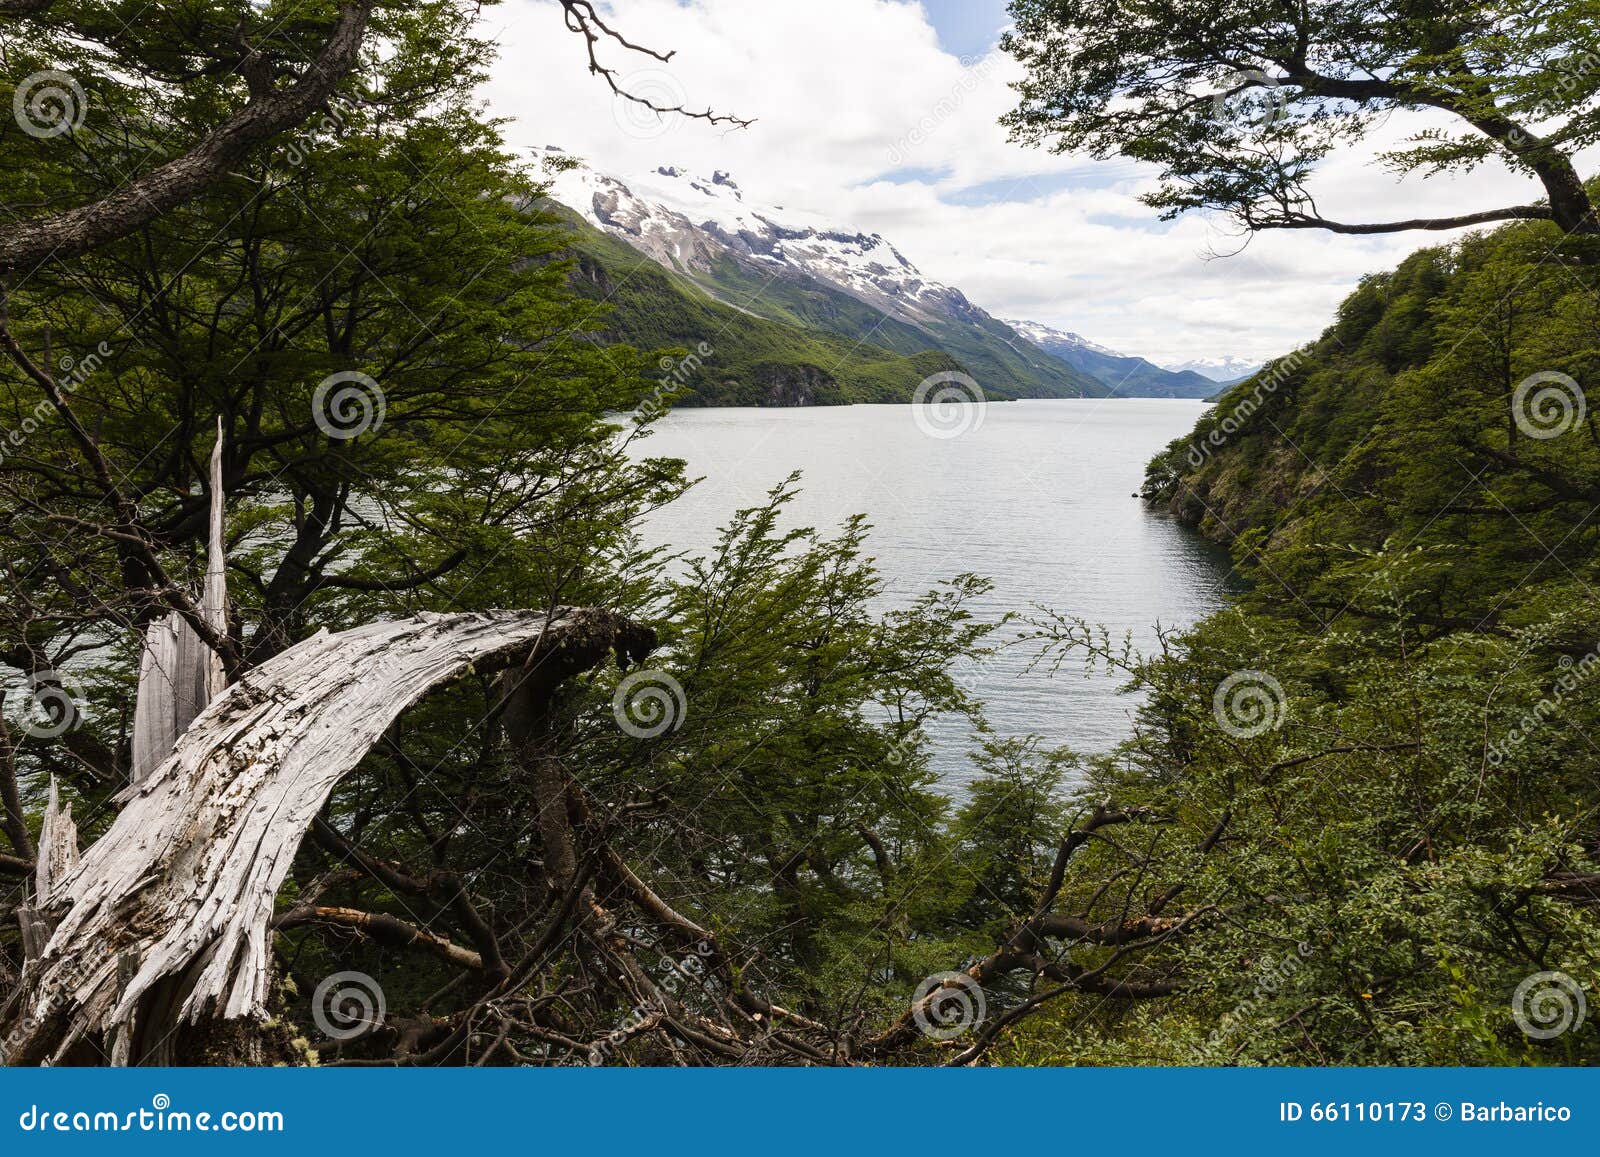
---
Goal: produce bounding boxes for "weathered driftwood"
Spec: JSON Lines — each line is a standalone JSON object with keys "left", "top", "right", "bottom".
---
{"left": 130, "top": 424, "right": 229, "bottom": 784}
{"left": 2, "top": 607, "right": 652, "bottom": 1066}
{"left": 16, "top": 779, "right": 77, "bottom": 965}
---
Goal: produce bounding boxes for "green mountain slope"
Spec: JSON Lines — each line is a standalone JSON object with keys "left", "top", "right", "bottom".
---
{"left": 1023, "top": 208, "right": 1600, "bottom": 1068}
{"left": 549, "top": 209, "right": 1109, "bottom": 404}
{"left": 670, "top": 251, "right": 1107, "bottom": 399}
{"left": 557, "top": 214, "right": 981, "bottom": 406}
{"left": 1143, "top": 212, "right": 1600, "bottom": 634}
{"left": 1029, "top": 334, "right": 1218, "bottom": 398}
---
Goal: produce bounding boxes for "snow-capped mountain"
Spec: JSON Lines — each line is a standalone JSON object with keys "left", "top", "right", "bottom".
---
{"left": 536, "top": 150, "right": 1259, "bottom": 403}
{"left": 538, "top": 149, "right": 991, "bottom": 333}
{"left": 1161, "top": 356, "right": 1263, "bottom": 384}
{"left": 1003, "top": 319, "right": 1124, "bottom": 359}
{"left": 1005, "top": 319, "right": 1219, "bottom": 400}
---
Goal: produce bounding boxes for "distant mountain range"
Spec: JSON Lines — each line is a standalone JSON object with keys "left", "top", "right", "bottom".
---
{"left": 1003, "top": 320, "right": 1220, "bottom": 399}
{"left": 1160, "top": 356, "right": 1264, "bottom": 384}
{"left": 536, "top": 151, "right": 1250, "bottom": 406}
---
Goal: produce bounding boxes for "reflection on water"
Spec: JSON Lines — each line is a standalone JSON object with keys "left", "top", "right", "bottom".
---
{"left": 631, "top": 398, "right": 1236, "bottom": 788}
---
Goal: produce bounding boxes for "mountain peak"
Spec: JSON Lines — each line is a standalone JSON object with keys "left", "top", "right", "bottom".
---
{"left": 1004, "top": 319, "right": 1123, "bottom": 359}
{"left": 1159, "top": 356, "right": 1264, "bottom": 383}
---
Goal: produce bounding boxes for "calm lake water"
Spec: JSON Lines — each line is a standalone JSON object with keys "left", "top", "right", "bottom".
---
{"left": 632, "top": 398, "right": 1234, "bottom": 788}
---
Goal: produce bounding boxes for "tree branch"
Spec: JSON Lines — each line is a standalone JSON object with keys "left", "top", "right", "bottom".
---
{"left": 0, "top": 3, "right": 375, "bottom": 271}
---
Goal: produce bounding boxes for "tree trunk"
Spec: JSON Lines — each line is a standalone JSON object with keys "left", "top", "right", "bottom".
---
{"left": 0, "top": 608, "right": 653, "bottom": 1066}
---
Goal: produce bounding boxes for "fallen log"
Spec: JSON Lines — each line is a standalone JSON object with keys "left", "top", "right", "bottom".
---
{"left": 1, "top": 607, "right": 653, "bottom": 1066}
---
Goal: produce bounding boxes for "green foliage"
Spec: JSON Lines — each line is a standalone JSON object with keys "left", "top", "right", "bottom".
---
{"left": 1002, "top": 1, "right": 1600, "bottom": 240}
{"left": 1048, "top": 213, "right": 1600, "bottom": 1065}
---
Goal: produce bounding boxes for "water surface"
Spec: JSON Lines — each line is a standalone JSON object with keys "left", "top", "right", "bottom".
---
{"left": 633, "top": 399, "right": 1233, "bottom": 787}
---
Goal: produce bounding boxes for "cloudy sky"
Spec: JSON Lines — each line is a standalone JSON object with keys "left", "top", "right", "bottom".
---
{"left": 481, "top": 0, "right": 1569, "bottom": 365}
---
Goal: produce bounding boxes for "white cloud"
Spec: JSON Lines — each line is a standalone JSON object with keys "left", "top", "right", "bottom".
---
{"left": 481, "top": 0, "right": 1581, "bottom": 364}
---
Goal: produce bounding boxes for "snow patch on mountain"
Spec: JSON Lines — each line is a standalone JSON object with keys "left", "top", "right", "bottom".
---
{"left": 1002, "top": 319, "right": 1123, "bottom": 358}
{"left": 1161, "top": 356, "right": 1263, "bottom": 383}
{"left": 534, "top": 148, "right": 980, "bottom": 328}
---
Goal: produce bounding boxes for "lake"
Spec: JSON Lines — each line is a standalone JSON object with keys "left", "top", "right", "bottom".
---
{"left": 632, "top": 398, "right": 1234, "bottom": 788}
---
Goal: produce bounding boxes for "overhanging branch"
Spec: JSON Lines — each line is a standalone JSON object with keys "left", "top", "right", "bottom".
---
{"left": 0, "top": 2, "right": 375, "bottom": 271}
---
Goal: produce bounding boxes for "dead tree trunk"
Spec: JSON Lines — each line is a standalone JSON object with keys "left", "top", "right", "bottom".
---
{"left": 0, "top": 608, "right": 652, "bottom": 1066}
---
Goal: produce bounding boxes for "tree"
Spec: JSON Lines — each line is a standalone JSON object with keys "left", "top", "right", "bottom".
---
{"left": 1002, "top": 1, "right": 1600, "bottom": 237}
{"left": 0, "top": 1, "right": 748, "bottom": 271}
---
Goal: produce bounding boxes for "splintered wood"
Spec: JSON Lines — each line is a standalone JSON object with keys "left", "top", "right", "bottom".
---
{"left": 2, "top": 607, "right": 642, "bottom": 1065}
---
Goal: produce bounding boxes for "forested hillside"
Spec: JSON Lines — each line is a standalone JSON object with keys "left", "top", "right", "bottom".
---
{"left": 4, "top": 0, "right": 1598, "bottom": 1073}
{"left": 556, "top": 210, "right": 1106, "bottom": 405}
{"left": 557, "top": 212, "right": 971, "bottom": 405}
{"left": 1026, "top": 214, "right": 1600, "bottom": 1064}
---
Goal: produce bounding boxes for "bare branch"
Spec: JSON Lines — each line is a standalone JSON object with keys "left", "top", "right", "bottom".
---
{"left": 559, "top": 0, "right": 754, "bottom": 130}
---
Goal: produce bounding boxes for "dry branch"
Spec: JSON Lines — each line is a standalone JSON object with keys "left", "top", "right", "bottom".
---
{"left": 1, "top": 607, "right": 652, "bottom": 1066}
